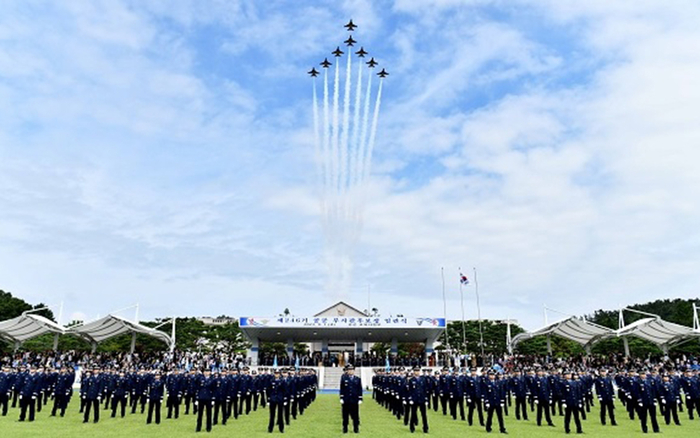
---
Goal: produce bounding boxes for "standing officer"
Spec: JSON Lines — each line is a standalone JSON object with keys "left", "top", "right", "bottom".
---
{"left": 483, "top": 370, "right": 507, "bottom": 434}
{"left": 111, "top": 370, "right": 130, "bottom": 418}
{"left": 595, "top": 368, "right": 617, "bottom": 426}
{"left": 634, "top": 369, "right": 661, "bottom": 433}
{"left": 406, "top": 366, "right": 429, "bottom": 433}
{"left": 52, "top": 366, "right": 74, "bottom": 417}
{"left": 166, "top": 368, "right": 183, "bottom": 419}
{"left": 1, "top": 365, "right": 12, "bottom": 416}
{"left": 509, "top": 369, "right": 528, "bottom": 421}
{"left": 83, "top": 366, "right": 103, "bottom": 424}
{"left": 534, "top": 368, "right": 555, "bottom": 427}
{"left": 562, "top": 370, "right": 583, "bottom": 434}
{"left": 195, "top": 368, "right": 215, "bottom": 433}
{"left": 268, "top": 368, "right": 287, "bottom": 433}
{"left": 659, "top": 373, "right": 681, "bottom": 426}
{"left": 340, "top": 364, "right": 363, "bottom": 434}
{"left": 438, "top": 367, "right": 450, "bottom": 416}
{"left": 680, "top": 368, "right": 699, "bottom": 420}
{"left": 18, "top": 366, "right": 39, "bottom": 422}
{"left": 146, "top": 371, "right": 165, "bottom": 425}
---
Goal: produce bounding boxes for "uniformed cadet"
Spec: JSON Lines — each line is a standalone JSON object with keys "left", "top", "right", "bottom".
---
{"left": 659, "top": 373, "right": 681, "bottom": 425}
{"left": 340, "top": 364, "right": 363, "bottom": 434}
{"left": 228, "top": 367, "right": 240, "bottom": 419}
{"left": 146, "top": 371, "right": 165, "bottom": 424}
{"left": 438, "top": 367, "right": 450, "bottom": 416}
{"left": 213, "top": 369, "right": 228, "bottom": 426}
{"left": 680, "top": 368, "right": 699, "bottom": 420}
{"left": 561, "top": 370, "right": 583, "bottom": 434}
{"left": 483, "top": 370, "right": 507, "bottom": 434}
{"left": 111, "top": 370, "right": 130, "bottom": 418}
{"left": 534, "top": 368, "right": 555, "bottom": 427}
{"left": 166, "top": 368, "right": 183, "bottom": 419}
{"left": 507, "top": 369, "right": 527, "bottom": 421}
{"left": 239, "top": 366, "right": 253, "bottom": 415}
{"left": 195, "top": 368, "right": 215, "bottom": 433}
{"left": 0, "top": 365, "right": 10, "bottom": 416}
{"left": 634, "top": 369, "right": 661, "bottom": 433}
{"left": 184, "top": 369, "right": 198, "bottom": 415}
{"left": 406, "top": 366, "right": 429, "bottom": 433}
{"left": 447, "top": 368, "right": 465, "bottom": 421}
{"left": 268, "top": 368, "right": 287, "bottom": 433}
{"left": 83, "top": 366, "right": 103, "bottom": 423}
{"left": 466, "top": 367, "right": 485, "bottom": 426}
{"left": 594, "top": 368, "right": 617, "bottom": 426}
{"left": 18, "top": 366, "right": 39, "bottom": 422}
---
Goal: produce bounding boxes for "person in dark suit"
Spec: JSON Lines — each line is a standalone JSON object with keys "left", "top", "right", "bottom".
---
{"left": 509, "top": 369, "right": 528, "bottom": 421}
{"left": 340, "top": 364, "right": 363, "bottom": 434}
{"left": 660, "top": 373, "right": 681, "bottom": 426}
{"left": 534, "top": 368, "right": 555, "bottom": 427}
{"left": 268, "top": 368, "right": 287, "bottom": 433}
{"left": 146, "top": 372, "right": 165, "bottom": 424}
{"left": 166, "top": 369, "right": 183, "bottom": 419}
{"left": 111, "top": 370, "right": 130, "bottom": 418}
{"left": 406, "top": 366, "right": 429, "bottom": 433}
{"left": 595, "top": 368, "right": 617, "bottom": 426}
{"left": 482, "top": 370, "right": 507, "bottom": 434}
{"left": 195, "top": 369, "right": 214, "bottom": 433}
{"left": 562, "top": 370, "right": 583, "bottom": 434}
{"left": 83, "top": 366, "right": 103, "bottom": 423}
{"left": 18, "top": 367, "right": 39, "bottom": 422}
{"left": 635, "top": 370, "right": 661, "bottom": 433}
{"left": 0, "top": 365, "right": 11, "bottom": 416}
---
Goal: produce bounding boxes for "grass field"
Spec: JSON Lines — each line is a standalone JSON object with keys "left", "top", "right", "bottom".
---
{"left": 1, "top": 395, "right": 699, "bottom": 437}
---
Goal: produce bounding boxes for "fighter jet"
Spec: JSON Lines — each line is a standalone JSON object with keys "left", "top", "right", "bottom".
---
{"left": 366, "top": 57, "right": 378, "bottom": 68}
{"left": 308, "top": 68, "right": 319, "bottom": 77}
{"left": 344, "top": 19, "right": 357, "bottom": 31}
{"left": 344, "top": 35, "right": 356, "bottom": 47}
{"left": 332, "top": 46, "right": 344, "bottom": 57}
{"left": 355, "top": 47, "right": 368, "bottom": 57}
{"left": 377, "top": 68, "right": 389, "bottom": 78}
{"left": 320, "top": 58, "right": 332, "bottom": 68}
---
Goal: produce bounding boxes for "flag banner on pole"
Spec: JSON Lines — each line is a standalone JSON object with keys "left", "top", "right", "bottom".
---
{"left": 460, "top": 273, "right": 469, "bottom": 285}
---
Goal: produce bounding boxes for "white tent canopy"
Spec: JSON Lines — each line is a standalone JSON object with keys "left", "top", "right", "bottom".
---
{"left": 511, "top": 316, "right": 615, "bottom": 349}
{"left": 68, "top": 314, "right": 172, "bottom": 349}
{"left": 0, "top": 313, "right": 65, "bottom": 345}
{"left": 616, "top": 317, "right": 699, "bottom": 349}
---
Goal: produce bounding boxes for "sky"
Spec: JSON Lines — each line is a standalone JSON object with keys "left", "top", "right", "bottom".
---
{"left": 1, "top": 0, "right": 700, "bottom": 331}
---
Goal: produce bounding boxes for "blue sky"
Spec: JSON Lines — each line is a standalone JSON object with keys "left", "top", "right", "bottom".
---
{"left": 2, "top": 0, "right": 700, "bottom": 330}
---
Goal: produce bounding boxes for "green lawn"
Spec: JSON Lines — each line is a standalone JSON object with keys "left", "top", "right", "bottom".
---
{"left": 1, "top": 395, "right": 699, "bottom": 437}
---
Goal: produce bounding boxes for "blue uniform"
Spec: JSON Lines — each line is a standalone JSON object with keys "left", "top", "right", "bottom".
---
{"left": 340, "top": 373, "right": 362, "bottom": 433}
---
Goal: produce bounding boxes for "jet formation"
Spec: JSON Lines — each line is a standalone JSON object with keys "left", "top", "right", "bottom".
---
{"left": 308, "top": 20, "right": 388, "bottom": 78}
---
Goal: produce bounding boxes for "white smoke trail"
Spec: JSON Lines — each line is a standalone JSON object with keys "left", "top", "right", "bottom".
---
{"left": 348, "top": 57, "right": 364, "bottom": 228}
{"left": 363, "top": 79, "right": 383, "bottom": 186}
{"left": 322, "top": 69, "right": 331, "bottom": 238}
{"left": 332, "top": 60, "right": 341, "bottom": 222}
{"left": 340, "top": 49, "right": 352, "bottom": 257}
{"left": 312, "top": 79, "right": 323, "bottom": 221}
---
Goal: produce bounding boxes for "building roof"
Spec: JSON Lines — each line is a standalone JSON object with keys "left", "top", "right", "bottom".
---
{"left": 68, "top": 314, "right": 172, "bottom": 347}
{"left": 314, "top": 301, "right": 368, "bottom": 318}
{"left": 0, "top": 313, "right": 65, "bottom": 344}
{"left": 616, "top": 317, "right": 698, "bottom": 347}
{"left": 511, "top": 316, "right": 615, "bottom": 347}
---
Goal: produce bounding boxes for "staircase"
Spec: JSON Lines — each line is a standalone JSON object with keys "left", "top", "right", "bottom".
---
{"left": 323, "top": 367, "right": 345, "bottom": 390}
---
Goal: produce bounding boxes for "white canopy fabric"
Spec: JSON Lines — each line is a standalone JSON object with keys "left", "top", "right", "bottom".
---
{"left": 68, "top": 314, "right": 172, "bottom": 347}
{"left": 511, "top": 316, "right": 615, "bottom": 347}
{"left": 0, "top": 314, "right": 65, "bottom": 344}
{"left": 616, "top": 317, "right": 698, "bottom": 348}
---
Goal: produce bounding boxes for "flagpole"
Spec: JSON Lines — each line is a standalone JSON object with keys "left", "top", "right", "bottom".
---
{"left": 459, "top": 267, "right": 467, "bottom": 353}
{"left": 474, "top": 267, "right": 485, "bottom": 360}
{"left": 441, "top": 267, "right": 450, "bottom": 359}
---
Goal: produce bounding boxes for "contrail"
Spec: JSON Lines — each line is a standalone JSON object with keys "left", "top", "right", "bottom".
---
{"left": 322, "top": 69, "right": 331, "bottom": 237}
{"left": 349, "top": 57, "right": 364, "bottom": 225}
{"left": 312, "top": 78, "right": 323, "bottom": 222}
{"left": 340, "top": 50, "right": 352, "bottom": 229}
{"left": 363, "top": 79, "right": 383, "bottom": 186}
{"left": 332, "top": 59, "right": 340, "bottom": 222}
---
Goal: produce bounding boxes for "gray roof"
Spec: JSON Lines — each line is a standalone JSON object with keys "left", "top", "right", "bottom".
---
{"left": 0, "top": 314, "right": 65, "bottom": 343}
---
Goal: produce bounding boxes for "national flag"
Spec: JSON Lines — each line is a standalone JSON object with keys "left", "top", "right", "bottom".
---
{"left": 273, "top": 355, "right": 278, "bottom": 368}
{"left": 460, "top": 273, "right": 469, "bottom": 285}
{"left": 385, "top": 356, "right": 390, "bottom": 372}
{"left": 295, "top": 356, "right": 300, "bottom": 371}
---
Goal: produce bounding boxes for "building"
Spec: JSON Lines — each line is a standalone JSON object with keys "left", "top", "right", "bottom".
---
{"left": 240, "top": 301, "right": 445, "bottom": 366}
